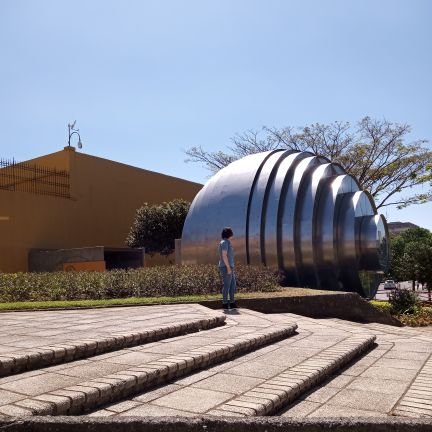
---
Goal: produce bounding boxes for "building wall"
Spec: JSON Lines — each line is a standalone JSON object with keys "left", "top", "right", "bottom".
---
{"left": 0, "top": 147, "right": 202, "bottom": 272}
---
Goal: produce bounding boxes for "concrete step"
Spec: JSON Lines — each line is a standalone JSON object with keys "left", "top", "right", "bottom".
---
{"left": 0, "top": 317, "right": 297, "bottom": 416}
{"left": 1, "top": 306, "right": 428, "bottom": 421}
{"left": 87, "top": 319, "right": 376, "bottom": 418}
{"left": 0, "top": 306, "right": 225, "bottom": 376}
{"left": 208, "top": 334, "right": 376, "bottom": 416}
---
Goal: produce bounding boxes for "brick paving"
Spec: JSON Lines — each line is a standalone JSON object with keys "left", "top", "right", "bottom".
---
{"left": 0, "top": 304, "right": 225, "bottom": 375}
{"left": 0, "top": 308, "right": 296, "bottom": 416}
{"left": 208, "top": 334, "right": 375, "bottom": 416}
{"left": 1, "top": 305, "right": 432, "bottom": 419}
{"left": 91, "top": 310, "right": 432, "bottom": 419}
{"left": 280, "top": 315, "right": 432, "bottom": 419}
{"left": 393, "top": 353, "right": 432, "bottom": 417}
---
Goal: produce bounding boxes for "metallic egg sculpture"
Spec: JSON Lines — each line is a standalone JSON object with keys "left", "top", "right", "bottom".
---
{"left": 181, "top": 150, "right": 389, "bottom": 298}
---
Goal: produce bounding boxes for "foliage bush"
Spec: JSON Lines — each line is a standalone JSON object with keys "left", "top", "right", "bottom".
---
{"left": 388, "top": 288, "right": 420, "bottom": 315}
{"left": 398, "top": 308, "right": 432, "bottom": 327}
{"left": 369, "top": 300, "right": 393, "bottom": 313}
{"left": 126, "top": 199, "right": 190, "bottom": 255}
{"left": 371, "top": 300, "right": 432, "bottom": 327}
{"left": 0, "top": 264, "right": 280, "bottom": 303}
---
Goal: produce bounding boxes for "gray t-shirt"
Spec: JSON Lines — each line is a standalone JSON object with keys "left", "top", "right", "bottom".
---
{"left": 218, "top": 239, "right": 234, "bottom": 268}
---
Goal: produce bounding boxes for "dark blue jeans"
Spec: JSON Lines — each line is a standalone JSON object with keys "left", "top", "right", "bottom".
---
{"left": 219, "top": 267, "right": 236, "bottom": 304}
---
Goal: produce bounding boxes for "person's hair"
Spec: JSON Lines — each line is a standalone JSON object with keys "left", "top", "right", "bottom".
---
{"left": 221, "top": 227, "right": 233, "bottom": 239}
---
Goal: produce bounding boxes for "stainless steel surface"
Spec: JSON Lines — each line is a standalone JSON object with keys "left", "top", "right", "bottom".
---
{"left": 281, "top": 155, "right": 321, "bottom": 282}
{"left": 263, "top": 152, "right": 306, "bottom": 269}
{"left": 181, "top": 150, "right": 389, "bottom": 297}
{"left": 181, "top": 151, "right": 276, "bottom": 265}
{"left": 248, "top": 150, "right": 286, "bottom": 266}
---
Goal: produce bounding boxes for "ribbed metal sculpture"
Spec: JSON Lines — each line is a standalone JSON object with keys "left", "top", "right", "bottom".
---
{"left": 181, "top": 150, "right": 389, "bottom": 298}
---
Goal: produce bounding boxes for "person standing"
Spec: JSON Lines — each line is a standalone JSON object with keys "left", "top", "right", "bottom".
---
{"left": 218, "top": 227, "right": 237, "bottom": 309}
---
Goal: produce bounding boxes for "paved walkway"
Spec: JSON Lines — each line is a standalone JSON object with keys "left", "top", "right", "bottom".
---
{"left": 1, "top": 305, "right": 432, "bottom": 418}
{"left": 88, "top": 310, "right": 432, "bottom": 418}
{"left": 0, "top": 304, "right": 225, "bottom": 375}
{"left": 0, "top": 308, "right": 296, "bottom": 416}
{"left": 280, "top": 315, "right": 432, "bottom": 418}
{"left": 0, "top": 304, "right": 222, "bottom": 355}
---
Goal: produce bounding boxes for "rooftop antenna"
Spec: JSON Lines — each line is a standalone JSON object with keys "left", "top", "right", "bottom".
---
{"left": 67, "top": 121, "right": 83, "bottom": 149}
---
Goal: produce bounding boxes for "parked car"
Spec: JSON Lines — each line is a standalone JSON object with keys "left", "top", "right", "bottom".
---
{"left": 383, "top": 279, "right": 397, "bottom": 290}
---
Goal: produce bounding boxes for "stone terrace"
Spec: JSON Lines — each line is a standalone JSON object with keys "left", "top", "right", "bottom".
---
{"left": 0, "top": 304, "right": 225, "bottom": 375}
{"left": 0, "top": 305, "right": 431, "bottom": 419}
{"left": 89, "top": 310, "right": 432, "bottom": 418}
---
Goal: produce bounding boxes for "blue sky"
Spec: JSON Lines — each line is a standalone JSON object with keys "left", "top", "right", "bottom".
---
{"left": 1, "top": 0, "right": 431, "bottom": 229}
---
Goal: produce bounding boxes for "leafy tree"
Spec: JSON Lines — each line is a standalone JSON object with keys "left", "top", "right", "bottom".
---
{"left": 389, "top": 227, "right": 432, "bottom": 292}
{"left": 126, "top": 199, "right": 190, "bottom": 256}
{"left": 186, "top": 117, "right": 432, "bottom": 209}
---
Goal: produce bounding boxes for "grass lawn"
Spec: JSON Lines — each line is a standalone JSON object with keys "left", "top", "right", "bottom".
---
{"left": 0, "top": 287, "right": 336, "bottom": 311}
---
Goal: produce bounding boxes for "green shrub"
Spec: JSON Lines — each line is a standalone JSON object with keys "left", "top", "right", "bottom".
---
{"left": 370, "top": 300, "right": 392, "bottom": 313}
{"left": 423, "top": 307, "right": 432, "bottom": 315}
{"left": 0, "top": 264, "right": 280, "bottom": 303}
{"left": 371, "top": 299, "right": 432, "bottom": 327}
{"left": 388, "top": 288, "right": 419, "bottom": 315}
{"left": 397, "top": 307, "right": 432, "bottom": 327}
{"left": 126, "top": 199, "right": 190, "bottom": 255}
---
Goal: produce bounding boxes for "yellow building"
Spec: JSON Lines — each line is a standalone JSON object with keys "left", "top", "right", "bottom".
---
{"left": 0, "top": 147, "right": 202, "bottom": 272}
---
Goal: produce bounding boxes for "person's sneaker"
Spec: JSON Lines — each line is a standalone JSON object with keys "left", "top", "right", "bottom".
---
{"left": 222, "top": 303, "right": 229, "bottom": 310}
{"left": 229, "top": 302, "right": 238, "bottom": 309}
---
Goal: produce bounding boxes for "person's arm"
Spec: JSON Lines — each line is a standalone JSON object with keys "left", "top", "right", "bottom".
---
{"left": 221, "top": 249, "right": 232, "bottom": 274}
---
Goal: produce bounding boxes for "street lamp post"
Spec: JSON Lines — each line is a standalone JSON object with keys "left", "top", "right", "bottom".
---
{"left": 67, "top": 120, "right": 83, "bottom": 149}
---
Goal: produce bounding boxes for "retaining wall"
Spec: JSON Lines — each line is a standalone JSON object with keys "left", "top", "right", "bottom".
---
{"left": 0, "top": 416, "right": 430, "bottom": 431}
{"left": 200, "top": 292, "right": 402, "bottom": 327}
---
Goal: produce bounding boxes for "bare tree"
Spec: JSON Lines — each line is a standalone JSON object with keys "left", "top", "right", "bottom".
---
{"left": 185, "top": 117, "right": 432, "bottom": 209}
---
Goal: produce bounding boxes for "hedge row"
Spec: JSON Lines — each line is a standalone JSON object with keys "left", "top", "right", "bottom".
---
{"left": 0, "top": 264, "right": 280, "bottom": 302}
